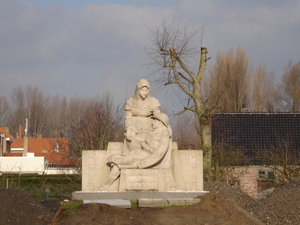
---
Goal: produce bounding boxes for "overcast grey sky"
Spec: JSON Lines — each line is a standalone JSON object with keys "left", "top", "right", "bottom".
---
{"left": 1, "top": 0, "right": 299, "bottom": 113}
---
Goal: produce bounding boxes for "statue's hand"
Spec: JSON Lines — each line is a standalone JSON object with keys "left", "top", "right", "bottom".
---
{"left": 126, "top": 136, "right": 132, "bottom": 142}
{"left": 141, "top": 142, "right": 149, "bottom": 151}
{"left": 107, "top": 155, "right": 113, "bottom": 162}
{"left": 107, "top": 154, "right": 122, "bottom": 163}
{"left": 120, "top": 162, "right": 138, "bottom": 169}
{"left": 141, "top": 142, "right": 155, "bottom": 154}
{"left": 124, "top": 131, "right": 132, "bottom": 142}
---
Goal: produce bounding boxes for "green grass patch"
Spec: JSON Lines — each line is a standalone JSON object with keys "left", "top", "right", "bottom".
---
{"left": 130, "top": 201, "right": 138, "bottom": 207}
{"left": 60, "top": 201, "right": 83, "bottom": 216}
{"left": 161, "top": 204, "right": 191, "bottom": 208}
{"left": 0, "top": 174, "right": 81, "bottom": 201}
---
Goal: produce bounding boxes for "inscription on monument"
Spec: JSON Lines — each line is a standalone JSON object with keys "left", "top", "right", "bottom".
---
{"left": 191, "top": 155, "right": 197, "bottom": 183}
{"left": 88, "top": 155, "right": 95, "bottom": 185}
{"left": 122, "top": 169, "right": 160, "bottom": 191}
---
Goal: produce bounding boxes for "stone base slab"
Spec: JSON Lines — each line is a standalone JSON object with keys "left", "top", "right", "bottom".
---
{"left": 83, "top": 199, "right": 131, "bottom": 208}
{"left": 72, "top": 191, "right": 208, "bottom": 201}
{"left": 138, "top": 198, "right": 201, "bottom": 207}
{"left": 74, "top": 191, "right": 207, "bottom": 207}
{"left": 138, "top": 198, "right": 169, "bottom": 207}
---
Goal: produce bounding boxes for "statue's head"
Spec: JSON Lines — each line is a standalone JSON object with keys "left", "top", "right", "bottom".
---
{"left": 134, "top": 79, "right": 150, "bottom": 100}
{"left": 152, "top": 112, "right": 169, "bottom": 127}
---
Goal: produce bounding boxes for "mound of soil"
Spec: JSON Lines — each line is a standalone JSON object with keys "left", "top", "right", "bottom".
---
{"left": 1, "top": 179, "right": 300, "bottom": 225}
{"left": 0, "top": 189, "right": 54, "bottom": 225}
{"left": 50, "top": 193, "right": 264, "bottom": 225}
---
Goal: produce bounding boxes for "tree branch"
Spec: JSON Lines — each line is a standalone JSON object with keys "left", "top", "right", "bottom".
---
{"left": 178, "top": 72, "right": 193, "bottom": 84}
{"left": 174, "top": 54, "right": 197, "bottom": 84}
{"left": 184, "top": 106, "right": 196, "bottom": 113}
{"left": 169, "top": 51, "right": 194, "bottom": 97}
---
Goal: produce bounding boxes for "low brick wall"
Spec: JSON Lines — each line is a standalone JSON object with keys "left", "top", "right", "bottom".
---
{"left": 227, "top": 166, "right": 275, "bottom": 197}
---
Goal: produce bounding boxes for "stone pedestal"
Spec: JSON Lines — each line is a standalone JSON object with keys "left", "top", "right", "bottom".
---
{"left": 76, "top": 142, "right": 206, "bottom": 207}
{"left": 173, "top": 148, "right": 204, "bottom": 191}
{"left": 81, "top": 142, "right": 203, "bottom": 192}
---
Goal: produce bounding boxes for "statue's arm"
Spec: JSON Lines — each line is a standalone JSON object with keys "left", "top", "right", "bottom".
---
{"left": 137, "top": 135, "right": 170, "bottom": 169}
{"left": 124, "top": 98, "right": 133, "bottom": 129}
{"left": 125, "top": 110, "right": 133, "bottom": 129}
{"left": 151, "top": 97, "right": 161, "bottom": 115}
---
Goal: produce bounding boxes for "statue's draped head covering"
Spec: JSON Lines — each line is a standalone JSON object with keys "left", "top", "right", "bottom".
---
{"left": 152, "top": 112, "right": 169, "bottom": 127}
{"left": 134, "top": 79, "right": 150, "bottom": 100}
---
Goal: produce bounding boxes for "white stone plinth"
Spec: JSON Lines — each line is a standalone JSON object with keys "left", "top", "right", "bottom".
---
{"left": 81, "top": 142, "right": 203, "bottom": 192}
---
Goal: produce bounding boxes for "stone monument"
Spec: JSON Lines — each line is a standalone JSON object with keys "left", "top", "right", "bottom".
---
{"left": 73, "top": 79, "right": 207, "bottom": 207}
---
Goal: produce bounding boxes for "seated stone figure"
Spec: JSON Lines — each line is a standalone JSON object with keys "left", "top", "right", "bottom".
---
{"left": 100, "top": 112, "right": 175, "bottom": 191}
{"left": 122, "top": 79, "right": 161, "bottom": 154}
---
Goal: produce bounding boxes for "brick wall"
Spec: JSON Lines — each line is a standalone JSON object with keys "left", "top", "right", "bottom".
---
{"left": 227, "top": 166, "right": 275, "bottom": 197}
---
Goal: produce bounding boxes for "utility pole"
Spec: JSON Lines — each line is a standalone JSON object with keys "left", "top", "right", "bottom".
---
{"left": 23, "top": 118, "right": 29, "bottom": 157}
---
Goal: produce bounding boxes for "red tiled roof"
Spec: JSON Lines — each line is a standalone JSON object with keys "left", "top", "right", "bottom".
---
{"left": 1, "top": 127, "right": 74, "bottom": 166}
{"left": 28, "top": 138, "right": 72, "bottom": 165}
{"left": 4, "top": 153, "right": 22, "bottom": 157}
{"left": 28, "top": 138, "right": 68, "bottom": 153}
{"left": 0, "top": 127, "right": 23, "bottom": 148}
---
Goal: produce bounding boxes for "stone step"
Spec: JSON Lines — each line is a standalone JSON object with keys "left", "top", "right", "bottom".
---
{"left": 73, "top": 191, "right": 209, "bottom": 201}
{"left": 138, "top": 198, "right": 201, "bottom": 207}
{"left": 83, "top": 199, "right": 131, "bottom": 208}
{"left": 82, "top": 197, "right": 201, "bottom": 208}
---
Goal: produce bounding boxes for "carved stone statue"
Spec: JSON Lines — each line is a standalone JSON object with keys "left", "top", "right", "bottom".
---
{"left": 123, "top": 79, "right": 160, "bottom": 154}
{"left": 100, "top": 79, "right": 176, "bottom": 191}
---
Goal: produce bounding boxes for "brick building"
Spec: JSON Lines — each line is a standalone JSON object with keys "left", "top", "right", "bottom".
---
{"left": 212, "top": 113, "right": 300, "bottom": 196}
{"left": 0, "top": 126, "right": 72, "bottom": 166}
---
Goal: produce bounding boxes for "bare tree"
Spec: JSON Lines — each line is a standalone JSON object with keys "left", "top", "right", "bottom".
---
{"left": 207, "top": 47, "right": 251, "bottom": 112}
{"left": 172, "top": 112, "right": 201, "bottom": 150}
{"left": 0, "top": 96, "right": 10, "bottom": 126}
{"left": 69, "top": 93, "right": 123, "bottom": 157}
{"left": 281, "top": 61, "right": 300, "bottom": 112}
{"left": 250, "top": 63, "right": 280, "bottom": 112}
{"left": 46, "top": 95, "right": 69, "bottom": 138}
{"left": 251, "top": 63, "right": 270, "bottom": 111}
{"left": 9, "top": 86, "right": 50, "bottom": 137}
{"left": 260, "top": 141, "right": 300, "bottom": 185}
{"left": 9, "top": 87, "right": 26, "bottom": 136}
{"left": 25, "top": 86, "right": 50, "bottom": 137}
{"left": 145, "top": 16, "right": 213, "bottom": 174}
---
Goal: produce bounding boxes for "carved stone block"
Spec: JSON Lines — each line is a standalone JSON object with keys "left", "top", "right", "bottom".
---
{"left": 119, "top": 169, "right": 165, "bottom": 192}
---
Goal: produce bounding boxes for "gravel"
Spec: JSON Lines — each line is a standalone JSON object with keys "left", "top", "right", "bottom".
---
{"left": 205, "top": 179, "right": 300, "bottom": 225}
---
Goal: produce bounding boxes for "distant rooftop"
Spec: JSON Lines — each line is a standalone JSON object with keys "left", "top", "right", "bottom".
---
{"left": 212, "top": 113, "right": 300, "bottom": 165}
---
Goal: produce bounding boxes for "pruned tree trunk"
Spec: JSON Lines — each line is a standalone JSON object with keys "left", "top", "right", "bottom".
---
{"left": 145, "top": 17, "right": 213, "bottom": 176}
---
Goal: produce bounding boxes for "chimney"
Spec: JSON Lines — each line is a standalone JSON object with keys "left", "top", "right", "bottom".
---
{"left": 0, "top": 133, "right": 4, "bottom": 156}
{"left": 18, "top": 125, "right": 23, "bottom": 139}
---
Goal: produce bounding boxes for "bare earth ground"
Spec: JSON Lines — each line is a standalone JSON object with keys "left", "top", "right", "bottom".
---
{"left": 1, "top": 179, "right": 300, "bottom": 225}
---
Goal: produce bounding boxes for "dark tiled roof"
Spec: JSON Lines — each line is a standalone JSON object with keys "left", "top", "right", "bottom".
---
{"left": 212, "top": 113, "right": 300, "bottom": 164}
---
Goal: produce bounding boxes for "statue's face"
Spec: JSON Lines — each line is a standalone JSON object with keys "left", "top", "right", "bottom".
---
{"left": 152, "top": 119, "right": 161, "bottom": 129}
{"left": 139, "top": 87, "right": 149, "bottom": 99}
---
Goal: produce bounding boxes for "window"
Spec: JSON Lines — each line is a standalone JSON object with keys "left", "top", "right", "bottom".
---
{"left": 257, "top": 169, "right": 275, "bottom": 182}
